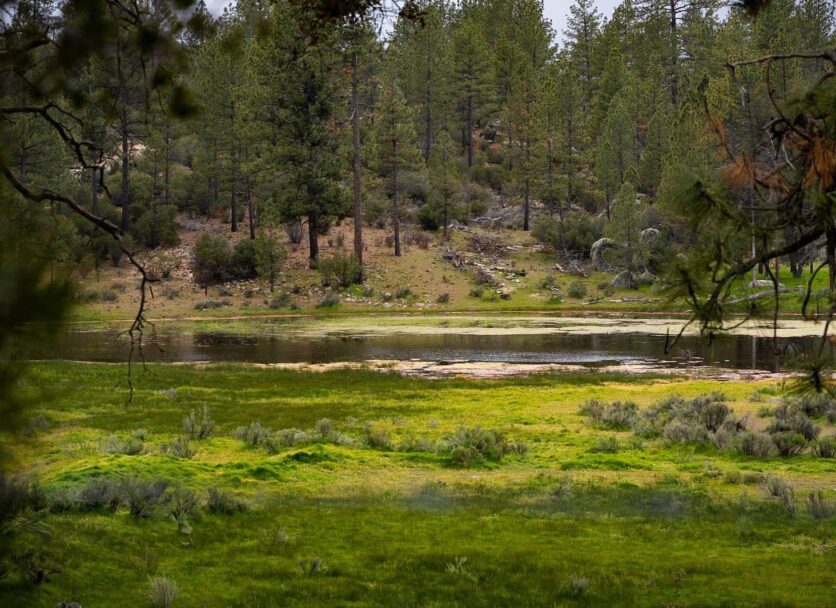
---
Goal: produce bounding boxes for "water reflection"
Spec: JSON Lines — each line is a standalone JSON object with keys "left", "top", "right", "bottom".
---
{"left": 31, "top": 329, "right": 823, "bottom": 371}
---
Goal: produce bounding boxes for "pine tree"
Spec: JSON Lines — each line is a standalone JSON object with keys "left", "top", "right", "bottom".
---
{"left": 451, "top": 19, "right": 494, "bottom": 168}
{"left": 369, "top": 77, "right": 424, "bottom": 256}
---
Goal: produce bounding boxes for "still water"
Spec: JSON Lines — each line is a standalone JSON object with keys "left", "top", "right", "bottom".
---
{"left": 32, "top": 318, "right": 827, "bottom": 371}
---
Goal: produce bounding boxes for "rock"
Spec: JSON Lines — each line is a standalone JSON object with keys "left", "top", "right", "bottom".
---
{"left": 640, "top": 228, "right": 660, "bottom": 243}
{"left": 637, "top": 270, "right": 656, "bottom": 286}
{"left": 590, "top": 238, "right": 616, "bottom": 271}
{"left": 611, "top": 270, "right": 638, "bottom": 289}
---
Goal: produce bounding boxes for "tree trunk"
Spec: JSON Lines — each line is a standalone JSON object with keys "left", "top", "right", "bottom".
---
{"left": 393, "top": 138, "right": 401, "bottom": 257}
{"left": 424, "top": 71, "right": 432, "bottom": 162}
{"left": 523, "top": 137, "right": 531, "bottom": 231}
{"left": 668, "top": 0, "right": 678, "bottom": 105}
{"left": 163, "top": 120, "right": 170, "bottom": 206}
{"left": 466, "top": 93, "right": 473, "bottom": 168}
{"left": 351, "top": 51, "right": 364, "bottom": 268}
{"left": 230, "top": 122, "right": 238, "bottom": 233}
{"left": 308, "top": 216, "right": 319, "bottom": 268}
{"left": 119, "top": 104, "right": 130, "bottom": 232}
{"left": 246, "top": 175, "right": 255, "bottom": 240}
{"left": 90, "top": 168, "right": 98, "bottom": 216}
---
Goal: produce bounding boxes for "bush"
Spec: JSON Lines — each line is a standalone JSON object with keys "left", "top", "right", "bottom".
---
{"left": 131, "top": 205, "right": 179, "bottom": 249}
{"left": 813, "top": 435, "right": 836, "bottom": 458}
{"left": 768, "top": 407, "right": 820, "bottom": 441}
{"left": 700, "top": 401, "right": 730, "bottom": 433}
{"left": 807, "top": 491, "right": 834, "bottom": 520}
{"left": 267, "top": 428, "right": 310, "bottom": 452}
{"left": 161, "top": 436, "right": 196, "bottom": 459}
{"left": 122, "top": 478, "right": 168, "bottom": 518}
{"left": 100, "top": 434, "right": 143, "bottom": 455}
{"left": 318, "top": 253, "right": 361, "bottom": 288}
{"left": 771, "top": 432, "right": 806, "bottom": 456}
{"left": 183, "top": 405, "right": 214, "bottom": 440}
{"left": 436, "top": 292, "right": 450, "bottom": 304}
{"left": 78, "top": 478, "right": 120, "bottom": 511}
{"left": 446, "top": 427, "right": 510, "bottom": 467}
{"left": 590, "top": 436, "right": 619, "bottom": 453}
{"left": 469, "top": 286, "right": 484, "bottom": 298}
{"left": 316, "top": 292, "right": 340, "bottom": 308}
{"left": 232, "top": 421, "right": 272, "bottom": 447}
{"left": 763, "top": 475, "right": 795, "bottom": 514}
{"left": 285, "top": 219, "right": 304, "bottom": 244}
{"left": 314, "top": 418, "right": 334, "bottom": 440}
{"left": 269, "top": 293, "right": 292, "bottom": 309}
{"left": 168, "top": 487, "right": 199, "bottom": 520}
{"left": 193, "top": 299, "right": 228, "bottom": 311}
{"left": 231, "top": 239, "right": 258, "bottom": 279}
{"left": 206, "top": 488, "right": 247, "bottom": 514}
{"left": 579, "top": 399, "right": 637, "bottom": 429}
{"left": 192, "top": 234, "right": 231, "bottom": 290}
{"left": 147, "top": 575, "right": 178, "bottom": 608}
{"left": 663, "top": 419, "right": 709, "bottom": 444}
{"left": 567, "top": 281, "right": 587, "bottom": 299}
{"left": 363, "top": 422, "right": 393, "bottom": 450}
{"left": 739, "top": 432, "right": 775, "bottom": 458}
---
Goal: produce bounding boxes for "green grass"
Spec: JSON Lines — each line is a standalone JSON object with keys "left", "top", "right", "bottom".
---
{"left": 3, "top": 363, "right": 835, "bottom": 607}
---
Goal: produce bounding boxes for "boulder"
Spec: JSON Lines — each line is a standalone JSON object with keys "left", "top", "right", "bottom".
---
{"left": 611, "top": 270, "right": 638, "bottom": 289}
{"left": 590, "top": 238, "right": 616, "bottom": 271}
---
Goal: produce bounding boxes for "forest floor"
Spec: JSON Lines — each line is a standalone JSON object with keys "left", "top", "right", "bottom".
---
{"left": 69, "top": 215, "right": 831, "bottom": 323}
{"left": 2, "top": 363, "right": 834, "bottom": 607}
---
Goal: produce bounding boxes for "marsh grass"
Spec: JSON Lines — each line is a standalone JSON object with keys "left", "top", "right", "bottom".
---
{"left": 3, "top": 362, "right": 835, "bottom": 606}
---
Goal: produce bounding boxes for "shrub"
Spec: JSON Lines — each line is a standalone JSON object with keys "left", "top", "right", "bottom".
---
{"left": 469, "top": 286, "right": 484, "bottom": 298}
{"left": 794, "top": 393, "right": 836, "bottom": 418}
{"left": 147, "top": 576, "right": 178, "bottom": 608}
{"left": 738, "top": 432, "right": 775, "bottom": 458}
{"left": 318, "top": 253, "right": 361, "bottom": 288}
{"left": 590, "top": 436, "right": 619, "bottom": 453}
{"left": 193, "top": 299, "right": 227, "bottom": 311}
{"left": 285, "top": 219, "right": 304, "bottom": 244}
{"left": 161, "top": 436, "right": 196, "bottom": 459}
{"left": 100, "top": 434, "right": 143, "bottom": 455}
{"left": 232, "top": 421, "right": 272, "bottom": 447}
{"left": 183, "top": 405, "right": 214, "bottom": 440}
{"left": 600, "top": 401, "right": 638, "bottom": 429}
{"left": 768, "top": 408, "right": 820, "bottom": 441}
{"left": 446, "top": 427, "right": 510, "bottom": 466}
{"left": 316, "top": 292, "right": 340, "bottom": 308}
{"left": 314, "top": 418, "right": 334, "bottom": 440}
{"left": 771, "top": 432, "right": 806, "bottom": 456}
{"left": 567, "top": 281, "right": 587, "bottom": 299}
{"left": 363, "top": 422, "right": 393, "bottom": 450}
{"left": 700, "top": 401, "right": 730, "bottom": 433}
{"left": 267, "top": 429, "right": 310, "bottom": 452}
{"left": 206, "top": 488, "right": 247, "bottom": 514}
{"left": 78, "top": 478, "right": 120, "bottom": 511}
{"left": 807, "top": 491, "right": 834, "bottom": 520}
{"left": 192, "top": 234, "right": 231, "bottom": 291}
{"left": 763, "top": 475, "right": 796, "bottom": 515}
{"left": 269, "top": 293, "right": 292, "bottom": 309}
{"left": 663, "top": 419, "right": 709, "bottom": 444}
{"left": 132, "top": 205, "right": 179, "bottom": 249}
{"left": 436, "top": 292, "right": 450, "bottom": 304}
{"left": 168, "top": 487, "right": 199, "bottom": 520}
{"left": 813, "top": 435, "right": 836, "bottom": 458}
{"left": 122, "top": 478, "right": 168, "bottom": 518}
{"left": 395, "top": 287, "right": 413, "bottom": 299}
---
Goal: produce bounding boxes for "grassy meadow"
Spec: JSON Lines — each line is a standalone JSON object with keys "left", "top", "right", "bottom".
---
{"left": 2, "top": 362, "right": 834, "bottom": 607}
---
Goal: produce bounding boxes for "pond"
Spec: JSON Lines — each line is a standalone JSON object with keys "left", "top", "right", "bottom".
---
{"left": 32, "top": 315, "right": 830, "bottom": 372}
